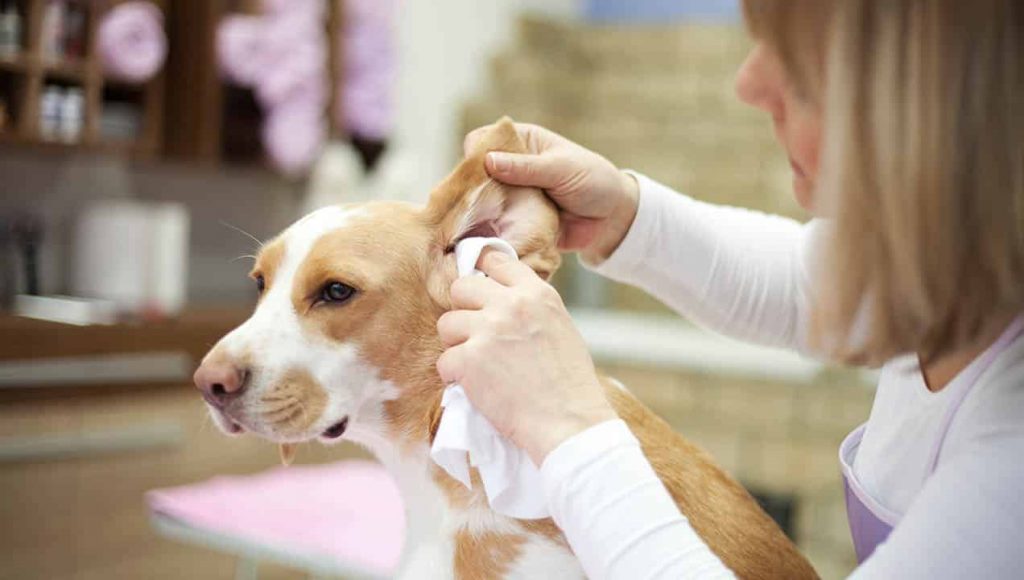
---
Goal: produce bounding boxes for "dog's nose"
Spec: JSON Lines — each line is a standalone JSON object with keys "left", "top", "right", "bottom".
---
{"left": 193, "top": 361, "right": 248, "bottom": 408}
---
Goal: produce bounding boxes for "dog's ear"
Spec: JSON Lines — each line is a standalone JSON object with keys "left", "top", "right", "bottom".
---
{"left": 424, "top": 118, "right": 561, "bottom": 287}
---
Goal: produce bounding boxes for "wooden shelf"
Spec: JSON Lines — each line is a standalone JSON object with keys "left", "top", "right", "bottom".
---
{"left": 160, "top": 0, "right": 344, "bottom": 167}
{"left": 41, "top": 56, "right": 88, "bottom": 81}
{"left": 4, "top": 0, "right": 339, "bottom": 167}
{"left": 0, "top": 53, "right": 89, "bottom": 80}
{"left": 0, "top": 0, "right": 165, "bottom": 159}
{"left": 0, "top": 131, "right": 141, "bottom": 155}
{"left": 0, "top": 53, "right": 33, "bottom": 73}
{"left": 0, "top": 307, "right": 249, "bottom": 363}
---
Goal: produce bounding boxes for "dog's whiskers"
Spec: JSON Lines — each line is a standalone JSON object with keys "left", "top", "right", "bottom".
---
{"left": 263, "top": 405, "right": 300, "bottom": 422}
{"left": 261, "top": 401, "right": 300, "bottom": 414}
{"left": 220, "top": 221, "right": 265, "bottom": 250}
{"left": 290, "top": 398, "right": 312, "bottom": 430}
{"left": 260, "top": 395, "right": 316, "bottom": 433}
{"left": 263, "top": 399, "right": 306, "bottom": 424}
{"left": 197, "top": 407, "right": 214, "bottom": 435}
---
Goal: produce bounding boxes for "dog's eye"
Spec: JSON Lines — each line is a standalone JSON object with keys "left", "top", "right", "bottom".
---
{"left": 255, "top": 274, "right": 266, "bottom": 294}
{"left": 321, "top": 282, "right": 356, "bottom": 304}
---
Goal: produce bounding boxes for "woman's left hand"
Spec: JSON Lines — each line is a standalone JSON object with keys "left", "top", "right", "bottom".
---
{"left": 436, "top": 250, "right": 619, "bottom": 466}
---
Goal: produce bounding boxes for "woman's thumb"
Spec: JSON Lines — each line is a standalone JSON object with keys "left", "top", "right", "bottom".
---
{"left": 486, "top": 152, "right": 563, "bottom": 189}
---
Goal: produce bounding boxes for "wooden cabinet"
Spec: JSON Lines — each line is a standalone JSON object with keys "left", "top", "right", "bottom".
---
{"left": 163, "top": 0, "right": 345, "bottom": 167}
{"left": 0, "top": 0, "right": 165, "bottom": 157}
{"left": 0, "top": 0, "right": 344, "bottom": 168}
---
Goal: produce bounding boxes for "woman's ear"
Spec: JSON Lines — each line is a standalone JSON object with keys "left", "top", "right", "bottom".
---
{"left": 425, "top": 118, "right": 561, "bottom": 280}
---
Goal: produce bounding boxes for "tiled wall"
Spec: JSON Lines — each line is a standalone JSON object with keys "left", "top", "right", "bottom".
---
{"left": 603, "top": 363, "right": 870, "bottom": 578}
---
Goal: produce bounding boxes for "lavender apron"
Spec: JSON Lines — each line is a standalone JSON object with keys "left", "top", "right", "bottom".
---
{"left": 839, "top": 315, "right": 1024, "bottom": 563}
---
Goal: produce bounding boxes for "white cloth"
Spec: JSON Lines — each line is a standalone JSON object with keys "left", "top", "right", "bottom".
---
{"left": 538, "top": 173, "right": 1024, "bottom": 579}
{"left": 430, "top": 237, "right": 549, "bottom": 519}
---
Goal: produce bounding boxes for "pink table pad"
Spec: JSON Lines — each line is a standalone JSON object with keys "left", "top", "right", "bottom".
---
{"left": 146, "top": 460, "right": 405, "bottom": 576}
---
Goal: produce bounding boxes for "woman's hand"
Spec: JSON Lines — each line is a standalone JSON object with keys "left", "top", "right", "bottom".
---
{"left": 436, "top": 250, "right": 619, "bottom": 466}
{"left": 464, "top": 122, "right": 640, "bottom": 263}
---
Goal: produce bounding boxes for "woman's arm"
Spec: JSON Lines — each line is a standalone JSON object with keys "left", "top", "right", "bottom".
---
{"left": 542, "top": 419, "right": 735, "bottom": 579}
{"left": 587, "top": 173, "right": 820, "bottom": 353}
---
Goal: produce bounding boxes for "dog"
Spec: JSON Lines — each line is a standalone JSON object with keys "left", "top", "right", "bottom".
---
{"left": 194, "top": 118, "right": 818, "bottom": 579}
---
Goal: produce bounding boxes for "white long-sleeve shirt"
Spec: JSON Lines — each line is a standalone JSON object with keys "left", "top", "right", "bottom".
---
{"left": 540, "top": 173, "right": 1024, "bottom": 579}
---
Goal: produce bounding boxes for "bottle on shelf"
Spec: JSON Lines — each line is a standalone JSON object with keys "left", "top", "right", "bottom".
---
{"left": 63, "top": 2, "right": 85, "bottom": 58}
{"left": 41, "top": 0, "right": 66, "bottom": 61}
{"left": 59, "top": 86, "right": 83, "bottom": 143}
{"left": 39, "top": 85, "right": 63, "bottom": 140}
{"left": 0, "top": 0, "right": 23, "bottom": 57}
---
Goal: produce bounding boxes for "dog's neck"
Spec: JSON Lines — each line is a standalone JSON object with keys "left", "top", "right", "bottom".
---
{"left": 339, "top": 301, "right": 506, "bottom": 562}
{"left": 345, "top": 375, "right": 517, "bottom": 575}
{"left": 348, "top": 419, "right": 449, "bottom": 561}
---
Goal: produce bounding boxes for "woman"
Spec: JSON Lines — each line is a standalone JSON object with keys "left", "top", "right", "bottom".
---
{"left": 437, "top": 0, "right": 1024, "bottom": 577}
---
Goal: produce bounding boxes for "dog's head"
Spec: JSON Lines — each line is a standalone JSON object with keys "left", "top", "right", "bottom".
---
{"left": 194, "top": 118, "right": 560, "bottom": 451}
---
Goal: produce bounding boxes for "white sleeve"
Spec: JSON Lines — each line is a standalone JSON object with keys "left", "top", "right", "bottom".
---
{"left": 541, "top": 419, "right": 735, "bottom": 580}
{"left": 851, "top": 436, "right": 1024, "bottom": 579}
{"left": 586, "top": 173, "right": 820, "bottom": 353}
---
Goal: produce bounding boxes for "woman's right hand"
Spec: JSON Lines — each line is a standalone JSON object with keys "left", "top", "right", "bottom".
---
{"left": 463, "top": 122, "right": 640, "bottom": 264}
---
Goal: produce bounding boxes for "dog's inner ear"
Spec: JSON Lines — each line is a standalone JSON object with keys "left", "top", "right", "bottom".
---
{"left": 440, "top": 179, "right": 558, "bottom": 262}
{"left": 452, "top": 220, "right": 499, "bottom": 248}
{"left": 441, "top": 180, "right": 503, "bottom": 253}
{"left": 425, "top": 118, "right": 561, "bottom": 284}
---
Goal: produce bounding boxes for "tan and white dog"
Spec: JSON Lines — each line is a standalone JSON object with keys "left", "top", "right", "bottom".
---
{"left": 194, "top": 119, "right": 818, "bottom": 579}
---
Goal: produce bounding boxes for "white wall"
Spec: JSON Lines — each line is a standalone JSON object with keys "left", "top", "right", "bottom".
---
{"left": 392, "top": 0, "right": 580, "bottom": 195}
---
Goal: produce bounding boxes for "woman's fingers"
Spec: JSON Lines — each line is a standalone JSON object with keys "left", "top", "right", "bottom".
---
{"left": 437, "top": 310, "right": 478, "bottom": 347}
{"left": 450, "top": 275, "right": 505, "bottom": 309}
{"left": 477, "top": 250, "right": 539, "bottom": 286}
{"left": 485, "top": 151, "right": 573, "bottom": 191}
{"left": 435, "top": 343, "right": 465, "bottom": 385}
{"left": 465, "top": 122, "right": 574, "bottom": 191}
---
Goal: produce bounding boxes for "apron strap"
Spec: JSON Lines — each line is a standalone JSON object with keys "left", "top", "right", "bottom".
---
{"left": 925, "top": 315, "right": 1024, "bottom": 475}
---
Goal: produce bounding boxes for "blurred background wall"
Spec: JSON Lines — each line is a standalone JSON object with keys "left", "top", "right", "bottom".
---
{"left": 392, "top": 0, "right": 578, "bottom": 189}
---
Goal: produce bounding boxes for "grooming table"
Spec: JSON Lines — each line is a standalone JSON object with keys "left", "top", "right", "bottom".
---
{"left": 147, "top": 461, "right": 404, "bottom": 579}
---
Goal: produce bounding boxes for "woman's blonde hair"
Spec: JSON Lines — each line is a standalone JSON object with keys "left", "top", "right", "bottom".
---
{"left": 744, "top": 0, "right": 1024, "bottom": 365}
